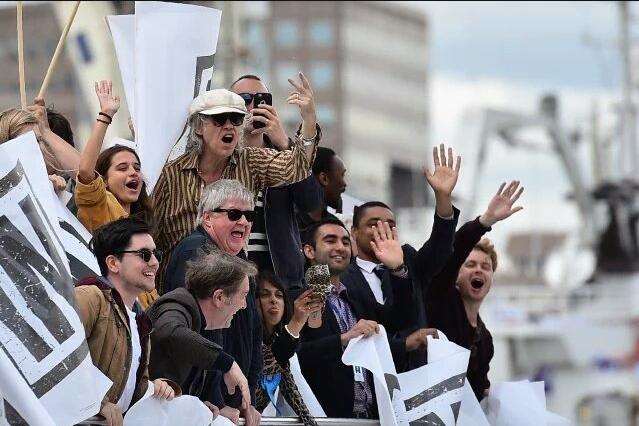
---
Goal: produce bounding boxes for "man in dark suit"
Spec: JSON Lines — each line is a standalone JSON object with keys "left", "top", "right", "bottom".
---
{"left": 343, "top": 144, "right": 461, "bottom": 371}
{"left": 297, "top": 218, "right": 415, "bottom": 419}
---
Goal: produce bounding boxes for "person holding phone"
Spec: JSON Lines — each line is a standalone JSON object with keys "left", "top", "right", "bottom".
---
{"left": 229, "top": 74, "right": 324, "bottom": 297}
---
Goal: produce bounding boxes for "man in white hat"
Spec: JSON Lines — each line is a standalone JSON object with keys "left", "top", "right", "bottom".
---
{"left": 153, "top": 88, "right": 319, "bottom": 295}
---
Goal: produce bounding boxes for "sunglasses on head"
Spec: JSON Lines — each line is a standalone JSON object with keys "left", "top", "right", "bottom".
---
{"left": 206, "top": 113, "right": 245, "bottom": 127}
{"left": 213, "top": 208, "right": 255, "bottom": 223}
{"left": 237, "top": 92, "right": 270, "bottom": 106}
{"left": 116, "top": 248, "right": 163, "bottom": 263}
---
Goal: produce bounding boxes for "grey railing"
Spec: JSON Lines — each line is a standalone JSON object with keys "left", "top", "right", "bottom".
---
{"left": 76, "top": 417, "right": 380, "bottom": 425}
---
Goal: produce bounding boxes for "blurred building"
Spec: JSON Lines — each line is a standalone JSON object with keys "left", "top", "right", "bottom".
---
{"left": 265, "top": 1, "right": 430, "bottom": 207}
{"left": 0, "top": 2, "right": 80, "bottom": 125}
{"left": 2, "top": 1, "right": 429, "bottom": 208}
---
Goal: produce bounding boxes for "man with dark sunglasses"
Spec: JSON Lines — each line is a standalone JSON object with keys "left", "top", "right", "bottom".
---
{"left": 75, "top": 218, "right": 182, "bottom": 426}
{"left": 229, "top": 74, "right": 324, "bottom": 297}
{"left": 163, "top": 179, "right": 263, "bottom": 426}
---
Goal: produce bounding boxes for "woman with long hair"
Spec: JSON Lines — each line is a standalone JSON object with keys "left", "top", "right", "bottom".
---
{"left": 74, "top": 80, "right": 154, "bottom": 307}
{"left": 256, "top": 271, "right": 322, "bottom": 424}
{"left": 0, "top": 105, "right": 80, "bottom": 192}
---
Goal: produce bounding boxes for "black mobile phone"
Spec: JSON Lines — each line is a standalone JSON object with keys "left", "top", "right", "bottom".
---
{"left": 252, "top": 93, "right": 272, "bottom": 129}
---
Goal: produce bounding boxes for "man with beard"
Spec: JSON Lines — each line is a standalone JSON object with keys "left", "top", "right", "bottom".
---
{"left": 424, "top": 180, "right": 524, "bottom": 400}
{"left": 298, "top": 218, "right": 415, "bottom": 419}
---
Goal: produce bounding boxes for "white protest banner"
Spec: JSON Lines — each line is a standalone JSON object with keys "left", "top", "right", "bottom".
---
{"left": 481, "top": 381, "right": 570, "bottom": 426}
{"left": 261, "top": 354, "right": 327, "bottom": 418}
{"left": 343, "top": 326, "right": 487, "bottom": 426}
{"left": 133, "top": 1, "right": 221, "bottom": 192}
{"left": 1, "top": 133, "right": 99, "bottom": 283}
{"left": 106, "top": 14, "right": 135, "bottom": 119}
{"left": 124, "top": 381, "right": 233, "bottom": 425}
{"left": 0, "top": 132, "right": 111, "bottom": 425}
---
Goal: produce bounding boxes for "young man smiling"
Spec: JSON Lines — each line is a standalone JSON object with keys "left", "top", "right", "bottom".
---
{"left": 75, "top": 218, "right": 178, "bottom": 426}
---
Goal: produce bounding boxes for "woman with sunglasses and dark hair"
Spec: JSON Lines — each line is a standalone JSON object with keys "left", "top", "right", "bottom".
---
{"left": 255, "top": 270, "right": 322, "bottom": 424}
{"left": 75, "top": 80, "right": 152, "bottom": 233}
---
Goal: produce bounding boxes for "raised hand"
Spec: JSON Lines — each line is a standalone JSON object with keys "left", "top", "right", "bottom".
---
{"left": 479, "top": 180, "right": 524, "bottom": 227}
{"left": 289, "top": 289, "right": 323, "bottom": 335}
{"left": 287, "top": 72, "right": 316, "bottom": 123}
{"left": 370, "top": 220, "right": 404, "bottom": 270}
{"left": 94, "top": 80, "right": 120, "bottom": 117}
{"left": 423, "top": 144, "right": 461, "bottom": 197}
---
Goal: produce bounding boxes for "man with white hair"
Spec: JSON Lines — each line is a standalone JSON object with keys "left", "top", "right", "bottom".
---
{"left": 153, "top": 87, "right": 319, "bottom": 296}
{"left": 164, "top": 179, "right": 262, "bottom": 426}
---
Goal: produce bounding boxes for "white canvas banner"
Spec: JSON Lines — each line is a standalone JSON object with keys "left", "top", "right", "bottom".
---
{"left": 124, "top": 381, "right": 233, "bottom": 426}
{"left": 131, "top": 1, "right": 221, "bottom": 192}
{"left": 105, "top": 14, "right": 135, "bottom": 119}
{"left": 342, "top": 326, "right": 489, "bottom": 426}
{"left": 481, "top": 381, "right": 570, "bottom": 426}
{"left": 261, "top": 354, "right": 327, "bottom": 418}
{"left": 0, "top": 133, "right": 110, "bottom": 425}
{"left": 1, "top": 133, "right": 100, "bottom": 283}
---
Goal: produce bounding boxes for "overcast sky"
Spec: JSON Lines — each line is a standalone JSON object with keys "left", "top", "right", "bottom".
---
{"left": 394, "top": 2, "right": 628, "bottom": 268}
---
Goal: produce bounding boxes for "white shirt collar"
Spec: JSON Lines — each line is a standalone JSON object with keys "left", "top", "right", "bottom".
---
{"left": 356, "top": 257, "right": 379, "bottom": 274}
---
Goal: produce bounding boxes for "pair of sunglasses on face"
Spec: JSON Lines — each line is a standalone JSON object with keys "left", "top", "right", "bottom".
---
{"left": 117, "top": 248, "right": 163, "bottom": 263}
{"left": 237, "top": 92, "right": 270, "bottom": 106}
{"left": 206, "top": 113, "right": 245, "bottom": 127}
{"left": 213, "top": 208, "right": 255, "bottom": 223}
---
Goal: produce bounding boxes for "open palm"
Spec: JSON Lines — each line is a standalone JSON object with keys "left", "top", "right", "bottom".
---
{"left": 481, "top": 180, "right": 524, "bottom": 226}
{"left": 423, "top": 144, "right": 461, "bottom": 196}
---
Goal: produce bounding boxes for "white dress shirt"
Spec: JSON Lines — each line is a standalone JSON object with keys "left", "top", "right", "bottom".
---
{"left": 355, "top": 257, "right": 385, "bottom": 305}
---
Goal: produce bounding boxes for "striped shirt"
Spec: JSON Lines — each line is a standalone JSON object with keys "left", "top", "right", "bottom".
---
{"left": 152, "top": 131, "right": 319, "bottom": 294}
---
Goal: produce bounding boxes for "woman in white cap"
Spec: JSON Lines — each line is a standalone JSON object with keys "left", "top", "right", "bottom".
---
{"left": 153, "top": 79, "right": 318, "bottom": 297}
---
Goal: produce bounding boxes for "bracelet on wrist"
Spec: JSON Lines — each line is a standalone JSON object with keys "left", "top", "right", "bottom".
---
{"left": 97, "top": 118, "right": 110, "bottom": 125}
{"left": 284, "top": 324, "right": 300, "bottom": 339}
{"left": 98, "top": 111, "right": 113, "bottom": 122}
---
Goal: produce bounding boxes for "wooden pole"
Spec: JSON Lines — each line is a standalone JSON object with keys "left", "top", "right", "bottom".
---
{"left": 38, "top": 1, "right": 81, "bottom": 99}
{"left": 16, "top": 1, "right": 26, "bottom": 109}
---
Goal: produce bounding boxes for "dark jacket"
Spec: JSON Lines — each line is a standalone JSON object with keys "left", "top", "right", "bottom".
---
{"left": 341, "top": 208, "right": 459, "bottom": 371}
{"left": 147, "top": 287, "right": 234, "bottom": 392}
{"left": 297, "top": 276, "right": 414, "bottom": 419}
{"left": 163, "top": 227, "right": 263, "bottom": 405}
{"left": 264, "top": 175, "right": 323, "bottom": 291}
{"left": 424, "top": 216, "right": 494, "bottom": 400}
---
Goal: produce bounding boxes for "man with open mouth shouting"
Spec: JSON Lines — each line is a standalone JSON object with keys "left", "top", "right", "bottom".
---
{"left": 423, "top": 180, "right": 524, "bottom": 401}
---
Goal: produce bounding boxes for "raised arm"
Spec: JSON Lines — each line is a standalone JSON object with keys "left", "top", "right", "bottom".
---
{"left": 428, "top": 180, "right": 524, "bottom": 297}
{"left": 78, "top": 80, "right": 120, "bottom": 184}
{"left": 27, "top": 99, "right": 80, "bottom": 175}
{"left": 287, "top": 72, "right": 318, "bottom": 161}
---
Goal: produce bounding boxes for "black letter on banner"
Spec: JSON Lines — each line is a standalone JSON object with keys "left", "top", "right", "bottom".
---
{"left": 59, "top": 220, "right": 97, "bottom": 284}
{"left": 193, "top": 54, "right": 215, "bottom": 98}
{"left": 0, "top": 163, "right": 74, "bottom": 361}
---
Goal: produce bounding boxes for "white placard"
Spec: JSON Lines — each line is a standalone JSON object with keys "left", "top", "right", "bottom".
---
{"left": 0, "top": 133, "right": 110, "bottom": 425}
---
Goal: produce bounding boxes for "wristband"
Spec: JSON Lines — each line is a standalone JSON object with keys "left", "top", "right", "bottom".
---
{"left": 98, "top": 111, "right": 113, "bottom": 122}
{"left": 284, "top": 324, "right": 300, "bottom": 339}
{"left": 96, "top": 118, "right": 110, "bottom": 125}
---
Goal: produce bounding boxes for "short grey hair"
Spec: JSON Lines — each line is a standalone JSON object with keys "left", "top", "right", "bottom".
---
{"left": 186, "top": 246, "right": 257, "bottom": 299}
{"left": 185, "top": 113, "right": 248, "bottom": 154}
{"left": 196, "top": 179, "right": 255, "bottom": 226}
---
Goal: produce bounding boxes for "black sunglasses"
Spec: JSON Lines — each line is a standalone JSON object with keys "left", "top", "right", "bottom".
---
{"left": 237, "top": 92, "right": 269, "bottom": 106}
{"left": 206, "top": 112, "right": 245, "bottom": 127}
{"left": 116, "top": 248, "right": 163, "bottom": 263}
{"left": 213, "top": 208, "right": 255, "bottom": 223}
